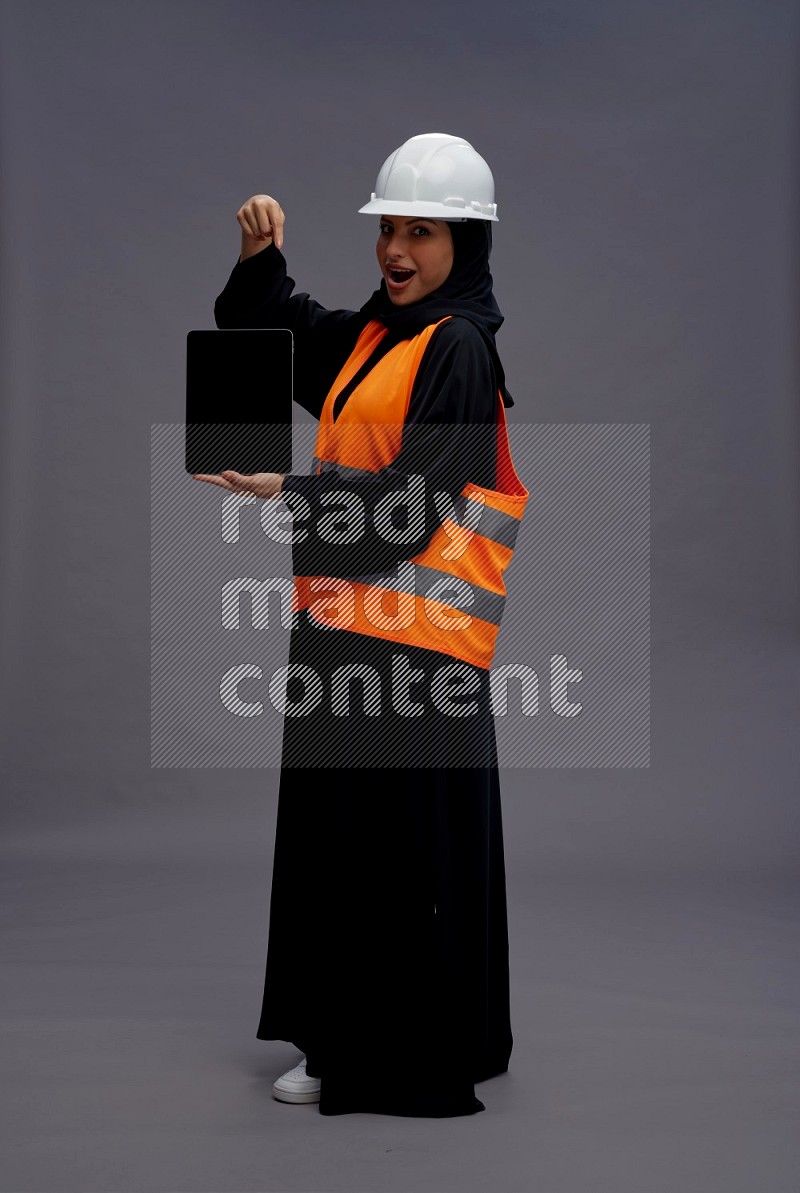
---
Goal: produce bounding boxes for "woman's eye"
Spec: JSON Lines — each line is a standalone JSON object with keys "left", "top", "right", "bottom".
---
{"left": 378, "top": 224, "right": 429, "bottom": 236}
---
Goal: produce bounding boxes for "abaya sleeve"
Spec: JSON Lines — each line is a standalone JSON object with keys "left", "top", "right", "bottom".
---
{"left": 213, "top": 241, "right": 500, "bottom": 577}
{"left": 213, "top": 242, "right": 369, "bottom": 419}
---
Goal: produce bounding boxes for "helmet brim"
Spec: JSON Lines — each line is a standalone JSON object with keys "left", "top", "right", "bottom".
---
{"left": 357, "top": 198, "right": 498, "bottom": 222}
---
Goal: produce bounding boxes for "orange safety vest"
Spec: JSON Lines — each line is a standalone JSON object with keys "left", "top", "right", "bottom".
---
{"left": 293, "top": 316, "right": 528, "bottom": 670}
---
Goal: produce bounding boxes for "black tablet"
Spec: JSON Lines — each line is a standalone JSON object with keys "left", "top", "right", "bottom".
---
{"left": 185, "top": 329, "right": 293, "bottom": 476}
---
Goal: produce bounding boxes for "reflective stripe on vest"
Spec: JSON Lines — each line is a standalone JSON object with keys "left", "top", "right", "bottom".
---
{"left": 295, "top": 316, "right": 528, "bottom": 669}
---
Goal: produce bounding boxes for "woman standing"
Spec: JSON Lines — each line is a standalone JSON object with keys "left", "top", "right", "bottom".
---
{"left": 203, "top": 133, "right": 528, "bottom": 1117}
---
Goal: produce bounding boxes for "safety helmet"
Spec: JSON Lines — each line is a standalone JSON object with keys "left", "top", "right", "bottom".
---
{"left": 357, "top": 132, "right": 498, "bottom": 222}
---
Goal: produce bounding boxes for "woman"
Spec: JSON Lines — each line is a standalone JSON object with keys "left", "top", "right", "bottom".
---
{"left": 201, "top": 133, "right": 528, "bottom": 1117}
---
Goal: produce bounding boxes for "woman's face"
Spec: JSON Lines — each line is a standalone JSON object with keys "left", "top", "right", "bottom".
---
{"left": 376, "top": 216, "right": 454, "bottom": 304}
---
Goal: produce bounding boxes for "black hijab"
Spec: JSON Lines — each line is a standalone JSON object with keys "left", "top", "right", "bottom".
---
{"left": 358, "top": 218, "right": 514, "bottom": 407}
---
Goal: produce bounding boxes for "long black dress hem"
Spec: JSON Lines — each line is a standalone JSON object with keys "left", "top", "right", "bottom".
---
{"left": 259, "top": 1033, "right": 513, "bottom": 1117}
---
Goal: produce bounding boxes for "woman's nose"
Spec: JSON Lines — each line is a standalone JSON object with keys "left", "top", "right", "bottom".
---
{"left": 385, "top": 231, "right": 406, "bottom": 256}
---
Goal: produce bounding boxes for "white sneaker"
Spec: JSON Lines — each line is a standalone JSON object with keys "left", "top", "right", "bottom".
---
{"left": 272, "top": 1055, "right": 321, "bottom": 1104}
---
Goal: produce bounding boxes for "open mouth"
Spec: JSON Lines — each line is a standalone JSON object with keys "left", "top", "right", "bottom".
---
{"left": 387, "top": 267, "right": 416, "bottom": 289}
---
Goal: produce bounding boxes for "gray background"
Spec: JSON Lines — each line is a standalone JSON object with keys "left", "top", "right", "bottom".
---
{"left": 1, "top": 1, "right": 798, "bottom": 1190}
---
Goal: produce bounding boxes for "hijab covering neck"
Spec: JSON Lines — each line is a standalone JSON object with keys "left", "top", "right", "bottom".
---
{"left": 358, "top": 218, "right": 514, "bottom": 407}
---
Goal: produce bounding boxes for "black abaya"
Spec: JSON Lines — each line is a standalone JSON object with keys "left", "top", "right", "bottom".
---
{"left": 214, "top": 243, "right": 514, "bottom": 1116}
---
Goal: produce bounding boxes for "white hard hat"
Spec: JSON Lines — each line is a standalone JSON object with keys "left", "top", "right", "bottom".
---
{"left": 358, "top": 132, "right": 498, "bottom": 222}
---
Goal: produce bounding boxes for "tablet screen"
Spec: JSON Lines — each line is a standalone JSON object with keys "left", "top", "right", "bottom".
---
{"left": 185, "top": 329, "right": 293, "bottom": 476}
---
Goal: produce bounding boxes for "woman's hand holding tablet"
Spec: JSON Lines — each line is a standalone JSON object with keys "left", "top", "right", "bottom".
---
{"left": 191, "top": 469, "right": 287, "bottom": 498}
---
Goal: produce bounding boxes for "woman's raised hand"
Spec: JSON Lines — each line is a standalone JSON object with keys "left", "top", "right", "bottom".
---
{"left": 236, "top": 194, "right": 285, "bottom": 261}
